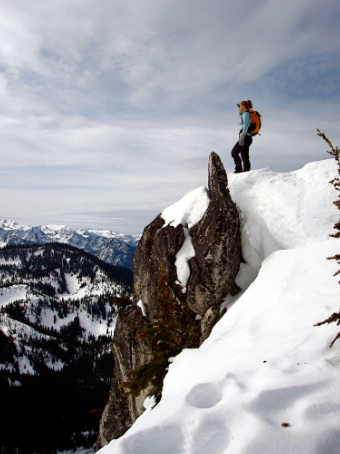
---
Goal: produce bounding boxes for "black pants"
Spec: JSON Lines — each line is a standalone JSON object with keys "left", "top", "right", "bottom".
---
{"left": 231, "top": 134, "right": 252, "bottom": 172}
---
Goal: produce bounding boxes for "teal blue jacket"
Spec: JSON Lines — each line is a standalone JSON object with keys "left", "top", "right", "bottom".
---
{"left": 239, "top": 111, "right": 251, "bottom": 136}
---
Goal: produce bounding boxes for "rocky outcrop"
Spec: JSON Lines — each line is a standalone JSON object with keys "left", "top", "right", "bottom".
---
{"left": 96, "top": 151, "right": 242, "bottom": 448}
{"left": 133, "top": 151, "right": 241, "bottom": 319}
{"left": 187, "top": 152, "right": 241, "bottom": 315}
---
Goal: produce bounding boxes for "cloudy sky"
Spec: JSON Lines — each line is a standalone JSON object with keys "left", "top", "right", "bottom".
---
{"left": 0, "top": 0, "right": 339, "bottom": 233}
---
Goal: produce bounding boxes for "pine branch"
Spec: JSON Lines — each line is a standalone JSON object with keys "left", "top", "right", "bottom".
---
{"left": 314, "top": 310, "right": 340, "bottom": 327}
{"left": 314, "top": 130, "right": 340, "bottom": 346}
{"left": 330, "top": 332, "right": 340, "bottom": 348}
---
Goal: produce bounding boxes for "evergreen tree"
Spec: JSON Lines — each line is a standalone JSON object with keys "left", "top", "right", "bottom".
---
{"left": 120, "top": 266, "right": 185, "bottom": 403}
{"left": 314, "top": 130, "right": 340, "bottom": 346}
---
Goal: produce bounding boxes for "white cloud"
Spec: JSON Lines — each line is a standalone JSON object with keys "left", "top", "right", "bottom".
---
{"left": 0, "top": 0, "right": 338, "bottom": 107}
{"left": 0, "top": 0, "right": 339, "bottom": 232}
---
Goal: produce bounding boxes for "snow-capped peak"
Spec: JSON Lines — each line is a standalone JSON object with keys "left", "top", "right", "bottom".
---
{"left": 0, "top": 219, "right": 30, "bottom": 231}
{"left": 41, "top": 224, "right": 67, "bottom": 232}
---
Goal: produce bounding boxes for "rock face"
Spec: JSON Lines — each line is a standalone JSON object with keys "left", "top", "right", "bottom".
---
{"left": 96, "top": 305, "right": 150, "bottom": 448}
{"left": 133, "top": 215, "right": 186, "bottom": 317}
{"left": 96, "top": 152, "right": 242, "bottom": 448}
{"left": 187, "top": 152, "right": 241, "bottom": 315}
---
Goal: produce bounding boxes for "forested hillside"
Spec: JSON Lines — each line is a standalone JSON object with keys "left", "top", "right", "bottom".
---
{"left": 0, "top": 243, "right": 132, "bottom": 454}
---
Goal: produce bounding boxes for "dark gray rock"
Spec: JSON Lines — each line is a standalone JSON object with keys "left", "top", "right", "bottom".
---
{"left": 133, "top": 215, "right": 186, "bottom": 317}
{"left": 187, "top": 152, "right": 241, "bottom": 315}
{"left": 200, "top": 306, "right": 220, "bottom": 342}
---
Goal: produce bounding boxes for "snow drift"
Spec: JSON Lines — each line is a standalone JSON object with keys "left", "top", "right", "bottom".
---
{"left": 100, "top": 159, "right": 339, "bottom": 454}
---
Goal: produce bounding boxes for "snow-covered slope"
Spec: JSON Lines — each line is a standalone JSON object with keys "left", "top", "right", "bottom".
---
{"left": 228, "top": 160, "right": 337, "bottom": 269}
{"left": 100, "top": 159, "right": 340, "bottom": 454}
{"left": 0, "top": 221, "right": 140, "bottom": 269}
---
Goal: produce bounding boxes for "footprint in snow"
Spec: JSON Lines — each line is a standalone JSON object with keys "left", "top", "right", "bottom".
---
{"left": 185, "top": 382, "right": 223, "bottom": 409}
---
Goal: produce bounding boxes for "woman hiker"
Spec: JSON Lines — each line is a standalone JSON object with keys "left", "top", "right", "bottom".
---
{"left": 231, "top": 100, "right": 253, "bottom": 173}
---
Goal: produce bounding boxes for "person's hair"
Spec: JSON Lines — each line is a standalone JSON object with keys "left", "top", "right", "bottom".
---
{"left": 240, "top": 100, "right": 253, "bottom": 110}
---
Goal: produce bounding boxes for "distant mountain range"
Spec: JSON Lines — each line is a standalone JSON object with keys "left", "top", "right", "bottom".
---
{"left": 0, "top": 242, "right": 133, "bottom": 453}
{"left": 0, "top": 219, "right": 141, "bottom": 270}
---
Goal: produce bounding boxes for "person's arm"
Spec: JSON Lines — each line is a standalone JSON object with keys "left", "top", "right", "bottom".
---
{"left": 239, "top": 111, "right": 251, "bottom": 145}
{"left": 242, "top": 111, "right": 251, "bottom": 135}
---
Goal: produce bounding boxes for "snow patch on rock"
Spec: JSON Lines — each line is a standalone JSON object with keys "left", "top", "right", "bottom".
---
{"left": 175, "top": 228, "right": 196, "bottom": 292}
{"left": 161, "top": 186, "right": 210, "bottom": 289}
{"left": 161, "top": 186, "right": 210, "bottom": 229}
{"left": 143, "top": 396, "right": 156, "bottom": 414}
{"left": 137, "top": 300, "right": 148, "bottom": 317}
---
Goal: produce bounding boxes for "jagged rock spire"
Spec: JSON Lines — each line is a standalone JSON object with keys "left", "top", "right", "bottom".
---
{"left": 187, "top": 152, "right": 241, "bottom": 315}
{"left": 208, "top": 151, "right": 230, "bottom": 200}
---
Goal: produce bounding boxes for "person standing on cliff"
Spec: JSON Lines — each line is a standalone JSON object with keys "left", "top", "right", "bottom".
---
{"left": 231, "top": 100, "right": 253, "bottom": 173}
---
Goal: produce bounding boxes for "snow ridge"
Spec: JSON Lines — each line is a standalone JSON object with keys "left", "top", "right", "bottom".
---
{"left": 100, "top": 159, "right": 340, "bottom": 454}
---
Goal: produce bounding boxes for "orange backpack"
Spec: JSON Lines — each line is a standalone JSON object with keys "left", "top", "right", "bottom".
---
{"left": 248, "top": 110, "right": 262, "bottom": 136}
